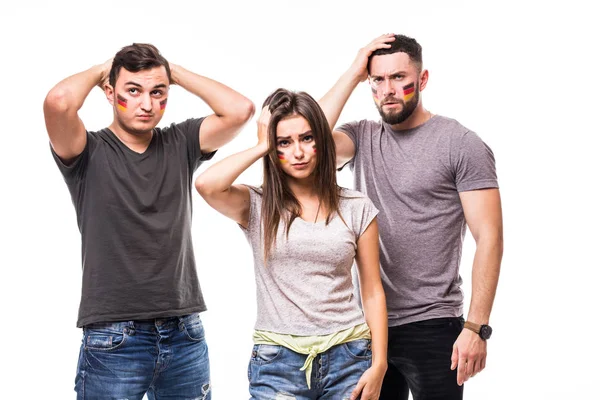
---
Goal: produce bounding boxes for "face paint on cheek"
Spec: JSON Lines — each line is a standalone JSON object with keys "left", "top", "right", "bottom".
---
{"left": 276, "top": 150, "right": 287, "bottom": 163}
{"left": 371, "top": 87, "right": 381, "bottom": 104}
{"left": 117, "top": 94, "right": 127, "bottom": 111}
{"left": 160, "top": 98, "right": 167, "bottom": 113}
{"left": 312, "top": 144, "right": 317, "bottom": 153}
{"left": 402, "top": 82, "right": 415, "bottom": 102}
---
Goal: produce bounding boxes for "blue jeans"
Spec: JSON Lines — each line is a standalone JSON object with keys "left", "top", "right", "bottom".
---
{"left": 248, "top": 339, "right": 372, "bottom": 400}
{"left": 75, "top": 314, "right": 211, "bottom": 399}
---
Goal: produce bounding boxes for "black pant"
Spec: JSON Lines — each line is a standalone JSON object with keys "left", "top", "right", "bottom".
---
{"left": 380, "top": 317, "right": 465, "bottom": 400}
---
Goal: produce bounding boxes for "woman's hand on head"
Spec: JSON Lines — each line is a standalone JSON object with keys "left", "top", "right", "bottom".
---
{"left": 257, "top": 106, "right": 271, "bottom": 148}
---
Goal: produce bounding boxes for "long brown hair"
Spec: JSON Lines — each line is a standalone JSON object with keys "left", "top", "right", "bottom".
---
{"left": 261, "top": 88, "right": 342, "bottom": 261}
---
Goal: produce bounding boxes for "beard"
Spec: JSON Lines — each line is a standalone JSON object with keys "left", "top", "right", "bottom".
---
{"left": 375, "top": 86, "right": 420, "bottom": 125}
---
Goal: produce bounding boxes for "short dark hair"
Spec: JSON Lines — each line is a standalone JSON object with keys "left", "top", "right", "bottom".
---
{"left": 368, "top": 34, "right": 423, "bottom": 73}
{"left": 109, "top": 43, "right": 171, "bottom": 87}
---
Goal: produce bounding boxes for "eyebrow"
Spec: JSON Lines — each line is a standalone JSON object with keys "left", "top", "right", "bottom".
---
{"left": 276, "top": 130, "right": 313, "bottom": 140}
{"left": 124, "top": 82, "right": 168, "bottom": 89}
{"left": 370, "top": 70, "right": 406, "bottom": 78}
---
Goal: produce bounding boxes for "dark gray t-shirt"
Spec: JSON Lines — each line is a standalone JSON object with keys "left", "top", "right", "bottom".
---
{"left": 338, "top": 115, "right": 498, "bottom": 327}
{"left": 240, "top": 186, "right": 378, "bottom": 335}
{"left": 51, "top": 118, "right": 214, "bottom": 327}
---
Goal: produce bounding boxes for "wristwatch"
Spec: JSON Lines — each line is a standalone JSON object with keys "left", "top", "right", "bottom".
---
{"left": 464, "top": 321, "right": 493, "bottom": 340}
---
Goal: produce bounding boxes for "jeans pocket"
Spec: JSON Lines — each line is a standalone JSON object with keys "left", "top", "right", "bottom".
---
{"left": 181, "top": 314, "right": 206, "bottom": 342}
{"left": 84, "top": 324, "right": 128, "bottom": 352}
{"left": 342, "top": 339, "right": 372, "bottom": 360}
{"left": 250, "top": 344, "right": 282, "bottom": 365}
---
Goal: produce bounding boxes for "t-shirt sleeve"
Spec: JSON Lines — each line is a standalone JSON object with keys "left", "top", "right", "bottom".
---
{"left": 453, "top": 131, "right": 499, "bottom": 192}
{"left": 335, "top": 120, "right": 361, "bottom": 170}
{"left": 352, "top": 196, "right": 379, "bottom": 239}
{"left": 239, "top": 185, "right": 262, "bottom": 233}
{"left": 166, "top": 117, "right": 215, "bottom": 171}
{"left": 49, "top": 132, "right": 97, "bottom": 184}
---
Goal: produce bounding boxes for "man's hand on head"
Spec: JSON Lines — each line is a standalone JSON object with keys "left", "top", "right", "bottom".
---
{"left": 97, "top": 58, "right": 113, "bottom": 90}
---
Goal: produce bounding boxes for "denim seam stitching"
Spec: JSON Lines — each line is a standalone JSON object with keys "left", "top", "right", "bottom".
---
{"left": 249, "top": 344, "right": 283, "bottom": 365}
{"left": 341, "top": 341, "right": 372, "bottom": 361}
{"left": 84, "top": 329, "right": 129, "bottom": 352}
{"left": 182, "top": 324, "right": 206, "bottom": 342}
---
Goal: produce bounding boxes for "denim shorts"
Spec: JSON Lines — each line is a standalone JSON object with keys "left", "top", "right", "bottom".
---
{"left": 75, "top": 313, "right": 211, "bottom": 399}
{"left": 248, "top": 339, "right": 372, "bottom": 399}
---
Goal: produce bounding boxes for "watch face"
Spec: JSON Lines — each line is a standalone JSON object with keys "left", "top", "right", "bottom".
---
{"left": 480, "top": 325, "right": 493, "bottom": 340}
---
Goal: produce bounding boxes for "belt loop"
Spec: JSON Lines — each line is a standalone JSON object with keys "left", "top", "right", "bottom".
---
{"left": 127, "top": 320, "right": 136, "bottom": 335}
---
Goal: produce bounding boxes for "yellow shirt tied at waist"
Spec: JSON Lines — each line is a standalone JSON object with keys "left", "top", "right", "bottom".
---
{"left": 253, "top": 323, "right": 371, "bottom": 388}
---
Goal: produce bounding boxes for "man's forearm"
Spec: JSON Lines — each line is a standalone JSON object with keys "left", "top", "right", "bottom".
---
{"left": 319, "top": 69, "right": 361, "bottom": 131}
{"left": 45, "top": 63, "right": 107, "bottom": 113}
{"left": 467, "top": 234, "right": 503, "bottom": 324}
{"left": 170, "top": 64, "right": 253, "bottom": 122}
{"left": 319, "top": 34, "right": 395, "bottom": 131}
{"left": 44, "top": 61, "right": 111, "bottom": 161}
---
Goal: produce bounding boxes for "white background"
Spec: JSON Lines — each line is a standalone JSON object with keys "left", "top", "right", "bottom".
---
{"left": 1, "top": 1, "right": 598, "bottom": 399}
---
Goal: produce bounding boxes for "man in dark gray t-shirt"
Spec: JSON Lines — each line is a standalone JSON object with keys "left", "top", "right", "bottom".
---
{"left": 319, "top": 34, "right": 503, "bottom": 399}
{"left": 44, "top": 43, "right": 254, "bottom": 399}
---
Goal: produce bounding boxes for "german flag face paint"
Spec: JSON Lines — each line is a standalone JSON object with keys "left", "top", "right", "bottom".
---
{"left": 277, "top": 150, "right": 287, "bottom": 163}
{"left": 371, "top": 86, "right": 381, "bottom": 104}
{"left": 402, "top": 82, "right": 415, "bottom": 102}
{"left": 117, "top": 94, "right": 128, "bottom": 112}
{"left": 160, "top": 98, "right": 167, "bottom": 113}
{"left": 312, "top": 144, "right": 317, "bottom": 153}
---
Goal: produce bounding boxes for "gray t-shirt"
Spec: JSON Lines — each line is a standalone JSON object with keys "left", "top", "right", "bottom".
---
{"left": 338, "top": 115, "right": 498, "bottom": 327}
{"left": 241, "top": 186, "right": 378, "bottom": 335}
{"left": 51, "top": 118, "right": 214, "bottom": 327}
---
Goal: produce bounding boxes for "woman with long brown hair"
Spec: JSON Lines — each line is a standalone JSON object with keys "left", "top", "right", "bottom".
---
{"left": 195, "top": 88, "right": 387, "bottom": 400}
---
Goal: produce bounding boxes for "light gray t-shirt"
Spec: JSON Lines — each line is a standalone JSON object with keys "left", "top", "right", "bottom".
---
{"left": 338, "top": 115, "right": 498, "bottom": 327}
{"left": 241, "top": 186, "right": 378, "bottom": 335}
